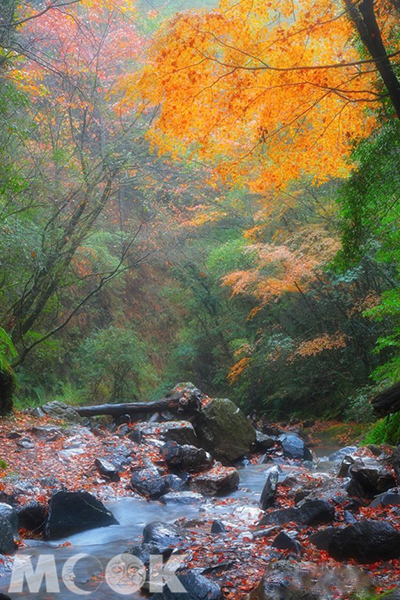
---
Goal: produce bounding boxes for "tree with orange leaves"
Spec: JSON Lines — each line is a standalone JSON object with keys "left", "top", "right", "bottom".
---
{"left": 222, "top": 225, "right": 341, "bottom": 315}
{"left": 131, "top": 0, "right": 400, "bottom": 193}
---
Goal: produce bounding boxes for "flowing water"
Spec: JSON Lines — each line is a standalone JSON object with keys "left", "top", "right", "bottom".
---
{"left": 0, "top": 448, "right": 342, "bottom": 599}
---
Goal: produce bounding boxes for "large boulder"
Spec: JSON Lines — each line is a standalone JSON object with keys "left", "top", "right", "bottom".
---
{"left": 279, "top": 434, "right": 313, "bottom": 461}
{"left": 40, "top": 401, "right": 83, "bottom": 423}
{"left": 44, "top": 490, "right": 118, "bottom": 540}
{"left": 130, "top": 467, "right": 168, "bottom": 499}
{"left": 194, "top": 398, "right": 256, "bottom": 464}
{"left": 328, "top": 520, "right": 400, "bottom": 563}
{"left": 258, "top": 499, "right": 335, "bottom": 527}
{"left": 151, "top": 572, "right": 222, "bottom": 600}
{"left": 130, "top": 421, "right": 197, "bottom": 446}
{"left": 190, "top": 466, "right": 239, "bottom": 495}
{"left": 0, "top": 516, "right": 16, "bottom": 554}
{"left": 162, "top": 441, "right": 212, "bottom": 473}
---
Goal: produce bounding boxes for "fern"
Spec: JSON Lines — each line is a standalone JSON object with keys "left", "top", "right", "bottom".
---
{"left": 0, "top": 327, "right": 17, "bottom": 372}
{"left": 365, "top": 413, "right": 400, "bottom": 445}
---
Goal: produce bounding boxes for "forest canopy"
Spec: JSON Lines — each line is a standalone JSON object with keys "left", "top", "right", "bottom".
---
{"left": 1, "top": 0, "right": 400, "bottom": 440}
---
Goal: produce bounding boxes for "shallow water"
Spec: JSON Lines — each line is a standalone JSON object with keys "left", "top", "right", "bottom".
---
{"left": 0, "top": 450, "right": 341, "bottom": 599}
{"left": 0, "top": 497, "right": 203, "bottom": 599}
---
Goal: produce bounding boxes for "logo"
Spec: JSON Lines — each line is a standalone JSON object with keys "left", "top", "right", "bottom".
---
{"left": 8, "top": 551, "right": 188, "bottom": 596}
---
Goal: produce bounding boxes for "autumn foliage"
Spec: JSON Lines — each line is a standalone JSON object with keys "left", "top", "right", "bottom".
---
{"left": 130, "top": 0, "right": 400, "bottom": 192}
{"left": 1, "top": 0, "right": 400, "bottom": 426}
{"left": 222, "top": 226, "right": 341, "bottom": 312}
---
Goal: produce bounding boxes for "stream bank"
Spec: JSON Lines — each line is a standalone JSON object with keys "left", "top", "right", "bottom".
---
{"left": 0, "top": 385, "right": 399, "bottom": 599}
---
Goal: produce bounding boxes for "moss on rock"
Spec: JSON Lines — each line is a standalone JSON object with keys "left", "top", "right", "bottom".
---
{"left": 195, "top": 398, "right": 256, "bottom": 464}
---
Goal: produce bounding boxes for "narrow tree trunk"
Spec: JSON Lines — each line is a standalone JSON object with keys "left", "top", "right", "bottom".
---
{"left": 75, "top": 393, "right": 202, "bottom": 418}
{"left": 346, "top": 0, "right": 400, "bottom": 116}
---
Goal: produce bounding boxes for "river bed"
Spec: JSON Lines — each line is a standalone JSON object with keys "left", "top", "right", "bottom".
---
{"left": 0, "top": 447, "right": 343, "bottom": 599}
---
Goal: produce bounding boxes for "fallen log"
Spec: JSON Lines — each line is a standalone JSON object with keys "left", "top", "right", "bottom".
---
{"left": 371, "top": 381, "right": 400, "bottom": 417}
{"left": 75, "top": 389, "right": 202, "bottom": 419}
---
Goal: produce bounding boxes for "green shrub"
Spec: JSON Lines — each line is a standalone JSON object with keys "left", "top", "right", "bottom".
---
{"left": 344, "top": 386, "right": 377, "bottom": 423}
{"left": 365, "top": 412, "right": 400, "bottom": 445}
{"left": 75, "top": 325, "right": 158, "bottom": 403}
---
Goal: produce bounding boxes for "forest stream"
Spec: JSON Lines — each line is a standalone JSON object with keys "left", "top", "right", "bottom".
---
{"left": 4, "top": 0, "right": 400, "bottom": 597}
{"left": 0, "top": 386, "right": 399, "bottom": 600}
{"left": 0, "top": 446, "right": 346, "bottom": 599}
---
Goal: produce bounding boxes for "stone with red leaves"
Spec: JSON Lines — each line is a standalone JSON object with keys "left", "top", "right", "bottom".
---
{"left": 130, "top": 421, "right": 198, "bottom": 446}
{"left": 272, "top": 531, "right": 302, "bottom": 554}
{"left": 131, "top": 467, "right": 168, "bottom": 499}
{"left": 162, "top": 440, "right": 212, "bottom": 472}
{"left": 190, "top": 466, "right": 239, "bottom": 495}
{"left": 95, "top": 457, "right": 120, "bottom": 482}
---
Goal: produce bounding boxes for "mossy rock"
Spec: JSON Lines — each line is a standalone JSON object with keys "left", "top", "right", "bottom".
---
{"left": 0, "top": 367, "right": 15, "bottom": 416}
{"left": 195, "top": 398, "right": 256, "bottom": 464}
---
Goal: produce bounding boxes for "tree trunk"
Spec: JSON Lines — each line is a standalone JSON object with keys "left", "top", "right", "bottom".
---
{"left": 0, "top": 367, "right": 15, "bottom": 416}
{"left": 75, "top": 392, "right": 202, "bottom": 419}
{"left": 371, "top": 381, "right": 400, "bottom": 416}
{"left": 345, "top": 0, "right": 400, "bottom": 116}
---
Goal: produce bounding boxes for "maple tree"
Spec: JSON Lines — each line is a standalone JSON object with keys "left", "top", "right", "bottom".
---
{"left": 222, "top": 226, "right": 341, "bottom": 314}
{"left": 3, "top": 5, "right": 400, "bottom": 594}
{"left": 0, "top": 0, "right": 399, "bottom": 431}
{"left": 132, "top": 0, "right": 400, "bottom": 193}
